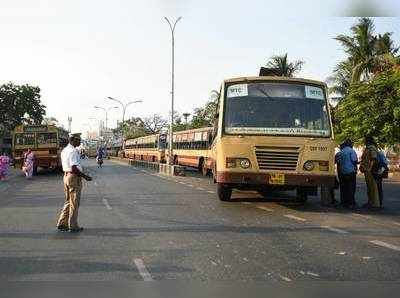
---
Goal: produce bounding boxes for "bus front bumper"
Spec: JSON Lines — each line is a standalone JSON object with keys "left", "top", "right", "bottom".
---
{"left": 216, "top": 172, "right": 336, "bottom": 188}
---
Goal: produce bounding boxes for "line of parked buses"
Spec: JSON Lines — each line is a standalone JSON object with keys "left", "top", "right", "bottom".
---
{"left": 13, "top": 76, "right": 338, "bottom": 202}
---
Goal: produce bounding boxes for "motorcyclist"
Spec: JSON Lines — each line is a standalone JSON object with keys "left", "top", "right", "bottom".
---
{"left": 96, "top": 147, "right": 104, "bottom": 168}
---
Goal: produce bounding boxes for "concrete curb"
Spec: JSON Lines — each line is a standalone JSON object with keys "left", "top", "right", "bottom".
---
{"left": 109, "top": 156, "right": 185, "bottom": 176}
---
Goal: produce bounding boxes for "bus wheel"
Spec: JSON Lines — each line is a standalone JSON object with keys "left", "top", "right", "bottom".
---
{"left": 217, "top": 183, "right": 232, "bottom": 201}
{"left": 296, "top": 187, "right": 308, "bottom": 203}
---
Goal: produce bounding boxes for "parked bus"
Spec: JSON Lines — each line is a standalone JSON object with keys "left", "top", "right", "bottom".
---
{"left": 124, "top": 133, "right": 167, "bottom": 163}
{"left": 12, "top": 125, "right": 69, "bottom": 172}
{"left": 166, "top": 127, "right": 213, "bottom": 175}
{"left": 210, "top": 76, "right": 336, "bottom": 201}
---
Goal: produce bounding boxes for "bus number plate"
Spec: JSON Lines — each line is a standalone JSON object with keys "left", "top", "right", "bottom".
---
{"left": 269, "top": 173, "right": 285, "bottom": 185}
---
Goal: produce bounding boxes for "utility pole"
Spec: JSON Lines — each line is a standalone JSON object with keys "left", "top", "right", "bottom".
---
{"left": 164, "top": 16, "right": 182, "bottom": 165}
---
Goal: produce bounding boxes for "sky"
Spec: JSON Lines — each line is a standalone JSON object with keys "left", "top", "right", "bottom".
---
{"left": 0, "top": 0, "right": 399, "bottom": 136}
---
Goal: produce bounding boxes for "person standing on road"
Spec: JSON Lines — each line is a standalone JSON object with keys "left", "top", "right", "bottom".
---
{"left": 22, "top": 148, "right": 35, "bottom": 179}
{"left": 335, "top": 142, "right": 345, "bottom": 206}
{"left": 375, "top": 149, "right": 389, "bottom": 208}
{"left": 360, "top": 135, "right": 380, "bottom": 209}
{"left": 338, "top": 139, "right": 358, "bottom": 208}
{"left": 0, "top": 152, "right": 10, "bottom": 181}
{"left": 57, "top": 135, "right": 92, "bottom": 232}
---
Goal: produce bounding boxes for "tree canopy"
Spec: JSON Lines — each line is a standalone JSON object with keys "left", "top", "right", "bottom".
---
{"left": 264, "top": 53, "right": 304, "bottom": 77}
{"left": 334, "top": 68, "right": 400, "bottom": 146}
{"left": 0, "top": 82, "right": 46, "bottom": 135}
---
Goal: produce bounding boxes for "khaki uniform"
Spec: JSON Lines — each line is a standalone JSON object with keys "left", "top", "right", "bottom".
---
{"left": 57, "top": 173, "right": 82, "bottom": 228}
{"left": 360, "top": 145, "right": 380, "bottom": 207}
{"left": 57, "top": 142, "right": 84, "bottom": 229}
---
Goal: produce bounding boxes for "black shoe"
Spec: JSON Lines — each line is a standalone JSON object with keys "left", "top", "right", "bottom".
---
{"left": 69, "top": 227, "right": 84, "bottom": 233}
{"left": 57, "top": 225, "right": 69, "bottom": 232}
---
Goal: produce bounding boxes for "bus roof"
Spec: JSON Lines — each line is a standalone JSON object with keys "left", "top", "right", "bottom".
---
{"left": 223, "top": 76, "right": 327, "bottom": 87}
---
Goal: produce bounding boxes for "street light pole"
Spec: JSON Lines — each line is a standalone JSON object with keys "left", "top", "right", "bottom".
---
{"left": 164, "top": 16, "right": 182, "bottom": 165}
{"left": 94, "top": 106, "right": 118, "bottom": 131}
{"left": 107, "top": 96, "right": 142, "bottom": 150}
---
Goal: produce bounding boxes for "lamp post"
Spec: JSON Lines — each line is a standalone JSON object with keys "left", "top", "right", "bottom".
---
{"left": 94, "top": 106, "right": 118, "bottom": 131}
{"left": 107, "top": 96, "right": 142, "bottom": 150}
{"left": 164, "top": 16, "right": 182, "bottom": 165}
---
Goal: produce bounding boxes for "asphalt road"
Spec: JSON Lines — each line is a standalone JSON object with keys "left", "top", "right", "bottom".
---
{"left": 0, "top": 159, "right": 400, "bottom": 281}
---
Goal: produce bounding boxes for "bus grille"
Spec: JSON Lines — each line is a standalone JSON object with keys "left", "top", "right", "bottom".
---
{"left": 255, "top": 146, "right": 300, "bottom": 171}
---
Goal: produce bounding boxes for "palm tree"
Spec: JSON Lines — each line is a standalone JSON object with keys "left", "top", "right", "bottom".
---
{"left": 327, "top": 60, "right": 353, "bottom": 97}
{"left": 264, "top": 53, "right": 304, "bottom": 77}
{"left": 334, "top": 17, "right": 398, "bottom": 84}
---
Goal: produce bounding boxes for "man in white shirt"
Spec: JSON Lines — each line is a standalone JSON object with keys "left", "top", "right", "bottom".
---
{"left": 57, "top": 134, "right": 92, "bottom": 232}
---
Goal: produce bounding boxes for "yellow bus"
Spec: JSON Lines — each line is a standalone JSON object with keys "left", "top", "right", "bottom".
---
{"left": 210, "top": 76, "right": 336, "bottom": 201}
{"left": 12, "top": 125, "right": 69, "bottom": 172}
{"left": 166, "top": 127, "right": 213, "bottom": 175}
{"left": 124, "top": 133, "right": 167, "bottom": 163}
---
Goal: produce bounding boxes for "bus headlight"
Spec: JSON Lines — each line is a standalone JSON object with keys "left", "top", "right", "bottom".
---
{"left": 239, "top": 159, "right": 251, "bottom": 169}
{"left": 226, "top": 158, "right": 251, "bottom": 169}
{"left": 303, "top": 161, "right": 315, "bottom": 171}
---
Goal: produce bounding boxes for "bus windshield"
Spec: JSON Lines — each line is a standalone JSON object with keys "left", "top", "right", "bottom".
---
{"left": 224, "top": 82, "right": 331, "bottom": 137}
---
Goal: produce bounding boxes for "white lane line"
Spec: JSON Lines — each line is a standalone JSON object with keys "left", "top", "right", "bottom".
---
{"left": 392, "top": 222, "right": 400, "bottom": 227}
{"left": 134, "top": 258, "right": 153, "bottom": 281}
{"left": 94, "top": 182, "right": 98, "bottom": 186}
{"left": 279, "top": 275, "right": 292, "bottom": 282}
{"left": 257, "top": 206, "right": 274, "bottom": 212}
{"left": 242, "top": 202, "right": 251, "bottom": 205}
{"left": 102, "top": 198, "right": 112, "bottom": 210}
{"left": 370, "top": 240, "right": 400, "bottom": 252}
{"left": 196, "top": 187, "right": 205, "bottom": 191}
{"left": 207, "top": 190, "right": 216, "bottom": 194}
{"left": 284, "top": 214, "right": 307, "bottom": 222}
{"left": 178, "top": 181, "right": 186, "bottom": 185}
{"left": 187, "top": 184, "right": 194, "bottom": 187}
{"left": 352, "top": 213, "right": 371, "bottom": 220}
{"left": 321, "top": 226, "right": 349, "bottom": 234}
{"left": 307, "top": 271, "right": 320, "bottom": 277}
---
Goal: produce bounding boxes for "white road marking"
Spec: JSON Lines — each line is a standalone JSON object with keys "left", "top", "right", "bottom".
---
{"left": 307, "top": 272, "right": 320, "bottom": 277}
{"left": 256, "top": 206, "right": 274, "bottom": 212}
{"left": 207, "top": 191, "right": 216, "bottom": 194}
{"left": 178, "top": 181, "right": 186, "bottom": 185}
{"left": 94, "top": 182, "right": 98, "bottom": 186}
{"left": 352, "top": 213, "right": 371, "bottom": 220}
{"left": 134, "top": 258, "right": 153, "bottom": 281}
{"left": 370, "top": 240, "right": 400, "bottom": 252}
{"left": 279, "top": 275, "right": 292, "bottom": 282}
{"left": 187, "top": 184, "right": 194, "bottom": 187}
{"left": 242, "top": 202, "right": 251, "bottom": 205}
{"left": 321, "top": 226, "right": 349, "bottom": 234}
{"left": 196, "top": 187, "right": 205, "bottom": 191}
{"left": 392, "top": 222, "right": 400, "bottom": 227}
{"left": 284, "top": 214, "right": 307, "bottom": 222}
{"left": 102, "top": 198, "right": 112, "bottom": 210}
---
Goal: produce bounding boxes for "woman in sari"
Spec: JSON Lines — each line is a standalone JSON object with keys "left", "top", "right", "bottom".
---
{"left": 22, "top": 149, "right": 35, "bottom": 179}
{"left": 0, "top": 152, "right": 10, "bottom": 181}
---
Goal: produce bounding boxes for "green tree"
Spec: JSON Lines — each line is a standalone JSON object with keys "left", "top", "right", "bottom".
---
{"left": 264, "top": 53, "right": 304, "bottom": 77}
{"left": 335, "top": 68, "right": 400, "bottom": 146}
{"left": 0, "top": 82, "right": 46, "bottom": 133}
{"left": 332, "top": 17, "right": 398, "bottom": 89}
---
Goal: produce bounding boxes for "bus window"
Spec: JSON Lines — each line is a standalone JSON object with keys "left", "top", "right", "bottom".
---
{"left": 14, "top": 133, "right": 35, "bottom": 146}
{"left": 37, "top": 133, "right": 57, "bottom": 145}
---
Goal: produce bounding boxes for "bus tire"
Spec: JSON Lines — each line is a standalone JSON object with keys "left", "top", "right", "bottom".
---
{"left": 296, "top": 187, "right": 308, "bottom": 203}
{"left": 217, "top": 183, "right": 232, "bottom": 201}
